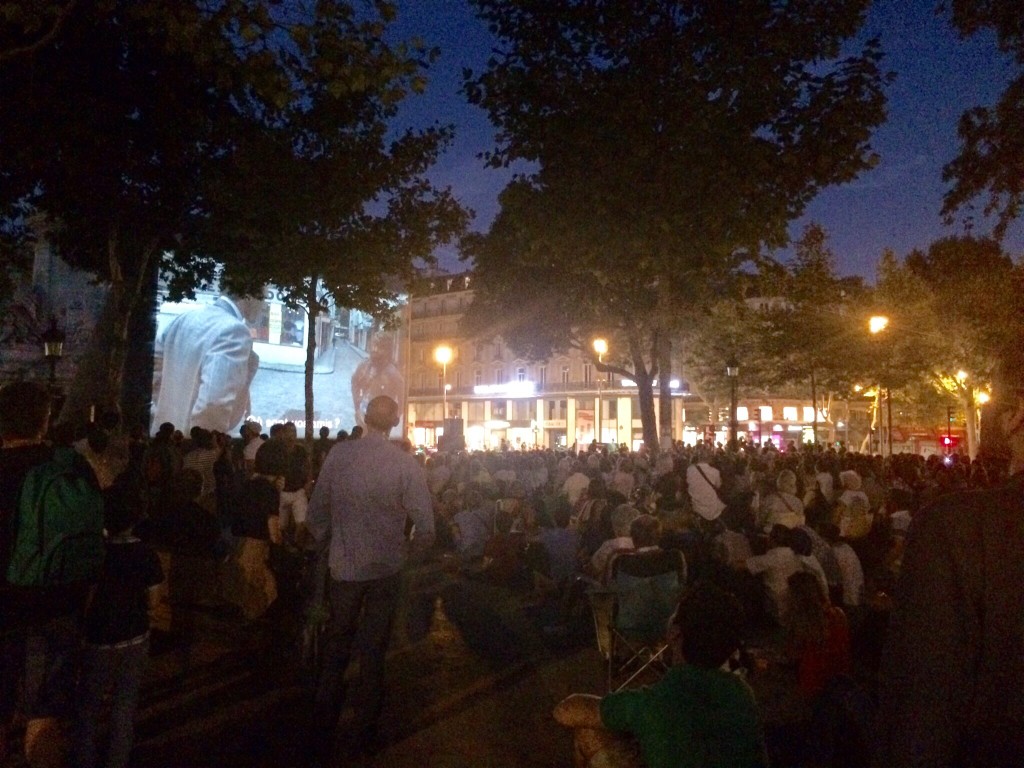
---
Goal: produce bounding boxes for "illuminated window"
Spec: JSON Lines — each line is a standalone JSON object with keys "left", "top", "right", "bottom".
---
{"left": 736, "top": 406, "right": 749, "bottom": 421}
{"left": 803, "top": 407, "right": 816, "bottom": 422}
{"left": 759, "top": 406, "right": 773, "bottom": 421}
{"left": 783, "top": 406, "right": 798, "bottom": 421}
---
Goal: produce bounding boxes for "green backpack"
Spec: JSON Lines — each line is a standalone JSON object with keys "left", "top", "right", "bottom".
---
{"left": 6, "top": 446, "right": 105, "bottom": 587}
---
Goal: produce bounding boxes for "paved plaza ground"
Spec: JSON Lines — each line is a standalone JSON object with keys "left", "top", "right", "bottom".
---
{"left": 2, "top": 563, "right": 604, "bottom": 768}
{"left": 3, "top": 555, "right": 840, "bottom": 767}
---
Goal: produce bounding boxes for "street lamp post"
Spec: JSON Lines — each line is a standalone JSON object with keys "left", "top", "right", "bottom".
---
{"left": 593, "top": 338, "right": 607, "bottom": 446}
{"left": 726, "top": 357, "right": 739, "bottom": 447}
{"left": 433, "top": 345, "right": 453, "bottom": 436}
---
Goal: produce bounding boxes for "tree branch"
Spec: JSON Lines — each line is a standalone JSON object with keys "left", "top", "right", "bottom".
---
{"left": 0, "top": 1, "right": 78, "bottom": 63}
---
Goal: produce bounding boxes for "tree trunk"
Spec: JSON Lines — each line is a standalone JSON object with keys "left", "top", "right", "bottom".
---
{"left": 860, "top": 390, "right": 879, "bottom": 453}
{"left": 657, "top": 331, "right": 674, "bottom": 452}
{"left": 303, "top": 276, "right": 319, "bottom": 443}
{"left": 625, "top": 333, "right": 658, "bottom": 452}
{"left": 965, "top": 392, "right": 979, "bottom": 460}
{"left": 61, "top": 230, "right": 154, "bottom": 430}
{"left": 810, "top": 368, "right": 819, "bottom": 446}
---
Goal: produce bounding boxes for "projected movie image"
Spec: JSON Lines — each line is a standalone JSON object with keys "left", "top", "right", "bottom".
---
{"left": 152, "top": 286, "right": 405, "bottom": 437}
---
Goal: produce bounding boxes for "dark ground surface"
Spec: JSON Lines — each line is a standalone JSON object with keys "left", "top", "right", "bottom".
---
{"left": 4, "top": 558, "right": 882, "bottom": 767}
{"left": 4, "top": 563, "right": 605, "bottom": 768}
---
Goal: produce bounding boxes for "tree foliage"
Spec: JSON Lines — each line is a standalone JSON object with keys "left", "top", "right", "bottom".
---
{"left": 942, "top": 0, "right": 1024, "bottom": 238}
{"left": 462, "top": 0, "right": 890, "bottom": 450}
{"left": 871, "top": 235, "right": 1024, "bottom": 457}
{"left": 1, "top": 0, "right": 464, "bottom": 427}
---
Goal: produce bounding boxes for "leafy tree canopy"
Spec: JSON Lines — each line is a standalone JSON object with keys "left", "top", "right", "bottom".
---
{"left": 461, "top": 0, "right": 890, "bottom": 448}
{"left": 1, "top": 1, "right": 465, "bottom": 420}
{"left": 942, "top": 0, "right": 1024, "bottom": 238}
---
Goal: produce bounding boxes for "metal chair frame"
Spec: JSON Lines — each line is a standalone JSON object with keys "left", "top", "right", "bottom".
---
{"left": 589, "top": 548, "right": 686, "bottom": 691}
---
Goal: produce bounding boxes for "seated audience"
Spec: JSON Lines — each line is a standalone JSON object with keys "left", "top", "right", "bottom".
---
{"left": 589, "top": 504, "right": 640, "bottom": 582}
{"left": 553, "top": 582, "right": 767, "bottom": 768}
{"left": 745, "top": 526, "right": 827, "bottom": 625}
{"left": 757, "top": 469, "right": 805, "bottom": 531}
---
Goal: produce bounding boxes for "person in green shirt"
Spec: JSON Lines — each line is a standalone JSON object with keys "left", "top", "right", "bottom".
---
{"left": 554, "top": 582, "right": 767, "bottom": 768}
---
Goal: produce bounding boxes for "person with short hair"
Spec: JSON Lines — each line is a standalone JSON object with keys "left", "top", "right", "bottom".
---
{"left": 554, "top": 582, "right": 767, "bottom": 768}
{"left": 306, "top": 396, "right": 434, "bottom": 763}
{"left": 73, "top": 482, "right": 164, "bottom": 768}
{"left": 758, "top": 469, "right": 805, "bottom": 531}
{"left": 0, "top": 382, "right": 104, "bottom": 767}
{"left": 589, "top": 503, "right": 640, "bottom": 582}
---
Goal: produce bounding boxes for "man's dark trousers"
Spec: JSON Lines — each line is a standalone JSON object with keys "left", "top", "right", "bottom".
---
{"left": 310, "top": 572, "right": 401, "bottom": 760}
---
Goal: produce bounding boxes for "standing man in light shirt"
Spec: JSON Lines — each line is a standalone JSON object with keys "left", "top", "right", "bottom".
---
{"left": 151, "top": 295, "right": 259, "bottom": 435}
{"left": 305, "top": 395, "right": 434, "bottom": 763}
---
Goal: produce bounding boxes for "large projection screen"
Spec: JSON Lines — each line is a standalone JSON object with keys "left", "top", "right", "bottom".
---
{"left": 150, "top": 287, "right": 406, "bottom": 438}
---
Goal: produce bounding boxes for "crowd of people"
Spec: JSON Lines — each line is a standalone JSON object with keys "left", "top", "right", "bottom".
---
{"left": 2, "top": 370, "right": 1023, "bottom": 766}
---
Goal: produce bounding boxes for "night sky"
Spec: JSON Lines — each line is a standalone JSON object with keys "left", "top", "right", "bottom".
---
{"left": 389, "top": 0, "right": 1021, "bottom": 278}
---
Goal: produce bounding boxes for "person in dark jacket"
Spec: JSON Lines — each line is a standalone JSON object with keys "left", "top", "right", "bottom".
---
{"left": 876, "top": 347, "right": 1024, "bottom": 766}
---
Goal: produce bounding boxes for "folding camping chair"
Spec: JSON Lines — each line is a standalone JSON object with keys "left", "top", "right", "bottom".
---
{"left": 590, "top": 548, "right": 686, "bottom": 691}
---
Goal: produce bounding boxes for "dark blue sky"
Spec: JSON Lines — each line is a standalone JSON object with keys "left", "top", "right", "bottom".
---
{"left": 390, "top": 0, "right": 1021, "bottom": 279}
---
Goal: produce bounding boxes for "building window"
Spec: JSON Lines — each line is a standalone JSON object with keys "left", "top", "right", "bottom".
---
{"left": 783, "top": 406, "right": 798, "bottom": 421}
{"left": 437, "top": 372, "right": 444, "bottom": 389}
{"left": 583, "top": 363, "right": 592, "bottom": 383}
{"left": 547, "top": 400, "right": 556, "bottom": 419}
{"left": 495, "top": 368, "right": 505, "bottom": 385}
{"left": 417, "top": 347, "right": 425, "bottom": 363}
{"left": 561, "top": 366, "right": 570, "bottom": 384}
{"left": 493, "top": 341, "right": 502, "bottom": 361}
{"left": 516, "top": 367, "right": 526, "bottom": 382}
{"left": 474, "top": 369, "right": 482, "bottom": 387}
{"left": 736, "top": 406, "right": 749, "bottom": 421}
{"left": 759, "top": 405, "right": 773, "bottom": 421}
{"left": 455, "top": 370, "right": 462, "bottom": 389}
{"left": 538, "top": 366, "right": 546, "bottom": 385}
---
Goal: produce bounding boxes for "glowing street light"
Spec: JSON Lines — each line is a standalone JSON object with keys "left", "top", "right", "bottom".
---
{"left": 977, "top": 391, "right": 990, "bottom": 405}
{"left": 434, "top": 344, "right": 453, "bottom": 421}
{"left": 593, "top": 338, "right": 607, "bottom": 445}
{"left": 868, "top": 315, "right": 889, "bottom": 335}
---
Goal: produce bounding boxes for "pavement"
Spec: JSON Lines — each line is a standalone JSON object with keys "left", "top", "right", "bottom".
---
{"left": 0, "top": 562, "right": 604, "bottom": 768}
{"left": 1, "top": 560, "right": 828, "bottom": 767}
